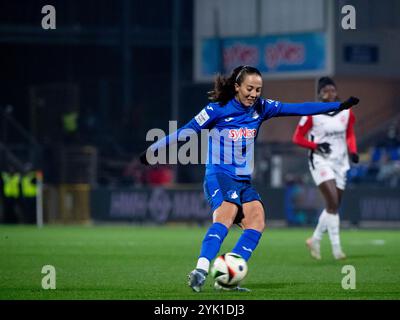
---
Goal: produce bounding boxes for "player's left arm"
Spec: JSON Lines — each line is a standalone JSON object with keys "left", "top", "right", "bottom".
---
{"left": 346, "top": 110, "right": 359, "bottom": 163}
{"left": 262, "top": 97, "right": 360, "bottom": 119}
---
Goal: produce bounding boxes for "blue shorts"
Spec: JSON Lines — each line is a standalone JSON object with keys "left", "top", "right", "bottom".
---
{"left": 203, "top": 173, "right": 263, "bottom": 224}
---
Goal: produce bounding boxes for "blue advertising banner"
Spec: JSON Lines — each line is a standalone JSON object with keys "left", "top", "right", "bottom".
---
{"left": 201, "top": 32, "right": 326, "bottom": 77}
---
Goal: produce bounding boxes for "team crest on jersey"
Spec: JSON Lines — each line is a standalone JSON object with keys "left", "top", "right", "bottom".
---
{"left": 252, "top": 111, "right": 260, "bottom": 119}
{"left": 229, "top": 128, "right": 257, "bottom": 141}
{"left": 227, "top": 190, "right": 239, "bottom": 200}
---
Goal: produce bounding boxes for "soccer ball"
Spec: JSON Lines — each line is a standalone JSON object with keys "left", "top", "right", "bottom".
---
{"left": 210, "top": 252, "right": 248, "bottom": 288}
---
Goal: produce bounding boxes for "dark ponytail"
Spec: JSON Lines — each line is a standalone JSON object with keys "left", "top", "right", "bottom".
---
{"left": 207, "top": 65, "right": 262, "bottom": 106}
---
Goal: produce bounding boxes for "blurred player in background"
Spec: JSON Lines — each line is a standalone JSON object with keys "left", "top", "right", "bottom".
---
{"left": 140, "top": 67, "right": 359, "bottom": 292}
{"left": 292, "top": 77, "right": 359, "bottom": 260}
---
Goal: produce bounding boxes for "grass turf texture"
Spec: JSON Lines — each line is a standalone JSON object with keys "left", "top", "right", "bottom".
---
{"left": 0, "top": 225, "right": 399, "bottom": 300}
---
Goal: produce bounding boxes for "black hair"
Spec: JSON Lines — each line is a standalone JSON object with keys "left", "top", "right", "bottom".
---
{"left": 317, "top": 76, "right": 336, "bottom": 94}
{"left": 207, "top": 65, "right": 262, "bottom": 106}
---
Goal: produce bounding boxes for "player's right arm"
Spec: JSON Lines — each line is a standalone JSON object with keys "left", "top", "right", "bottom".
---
{"left": 140, "top": 105, "right": 219, "bottom": 165}
{"left": 292, "top": 116, "right": 317, "bottom": 150}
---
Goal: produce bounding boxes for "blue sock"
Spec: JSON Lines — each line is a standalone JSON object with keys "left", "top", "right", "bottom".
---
{"left": 232, "top": 229, "right": 262, "bottom": 261}
{"left": 199, "top": 222, "right": 229, "bottom": 261}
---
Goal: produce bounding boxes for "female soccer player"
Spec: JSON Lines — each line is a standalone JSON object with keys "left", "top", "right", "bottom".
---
{"left": 292, "top": 77, "right": 359, "bottom": 260}
{"left": 140, "top": 66, "right": 359, "bottom": 292}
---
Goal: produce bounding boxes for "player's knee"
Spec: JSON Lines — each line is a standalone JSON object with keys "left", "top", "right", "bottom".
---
{"left": 255, "top": 218, "right": 266, "bottom": 232}
{"left": 242, "top": 210, "right": 265, "bottom": 232}
{"left": 254, "top": 211, "right": 265, "bottom": 231}
{"left": 249, "top": 219, "right": 265, "bottom": 233}
{"left": 327, "top": 200, "right": 340, "bottom": 213}
{"left": 326, "top": 196, "right": 340, "bottom": 212}
{"left": 213, "top": 215, "right": 234, "bottom": 229}
{"left": 213, "top": 202, "right": 238, "bottom": 228}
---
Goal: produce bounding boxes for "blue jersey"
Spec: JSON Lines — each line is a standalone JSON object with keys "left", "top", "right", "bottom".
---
{"left": 148, "top": 97, "right": 341, "bottom": 181}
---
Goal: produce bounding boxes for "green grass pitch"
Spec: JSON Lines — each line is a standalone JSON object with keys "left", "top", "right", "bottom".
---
{"left": 0, "top": 225, "right": 399, "bottom": 299}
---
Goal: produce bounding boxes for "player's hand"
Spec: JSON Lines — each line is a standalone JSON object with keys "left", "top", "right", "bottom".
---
{"left": 316, "top": 142, "right": 331, "bottom": 154}
{"left": 339, "top": 96, "right": 360, "bottom": 110}
{"left": 139, "top": 150, "right": 150, "bottom": 165}
{"left": 350, "top": 153, "right": 359, "bottom": 164}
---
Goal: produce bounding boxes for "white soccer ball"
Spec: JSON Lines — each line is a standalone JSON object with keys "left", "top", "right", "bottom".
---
{"left": 210, "top": 252, "right": 248, "bottom": 288}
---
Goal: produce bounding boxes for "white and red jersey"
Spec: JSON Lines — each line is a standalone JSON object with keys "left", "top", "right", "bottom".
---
{"left": 292, "top": 109, "right": 357, "bottom": 169}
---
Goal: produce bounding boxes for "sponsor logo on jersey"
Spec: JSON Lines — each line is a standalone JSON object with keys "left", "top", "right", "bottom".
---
{"left": 206, "top": 105, "right": 214, "bottom": 111}
{"left": 252, "top": 111, "right": 259, "bottom": 119}
{"left": 194, "top": 109, "right": 210, "bottom": 126}
{"left": 229, "top": 128, "right": 257, "bottom": 141}
{"left": 324, "top": 131, "right": 346, "bottom": 138}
